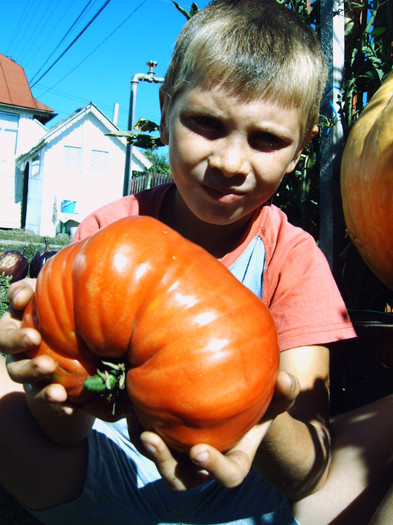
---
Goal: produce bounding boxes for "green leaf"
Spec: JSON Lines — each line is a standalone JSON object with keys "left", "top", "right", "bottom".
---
{"left": 134, "top": 118, "right": 160, "bottom": 133}
{"left": 132, "top": 134, "right": 164, "bottom": 149}
{"left": 84, "top": 361, "right": 126, "bottom": 394}
{"left": 172, "top": 1, "right": 199, "bottom": 20}
{"left": 172, "top": 1, "right": 191, "bottom": 20}
{"left": 106, "top": 131, "right": 164, "bottom": 149}
{"left": 371, "top": 27, "right": 387, "bottom": 38}
{"left": 190, "top": 3, "right": 199, "bottom": 17}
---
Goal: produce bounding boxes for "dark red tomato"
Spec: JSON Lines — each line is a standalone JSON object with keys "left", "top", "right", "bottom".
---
{"left": 22, "top": 216, "right": 280, "bottom": 453}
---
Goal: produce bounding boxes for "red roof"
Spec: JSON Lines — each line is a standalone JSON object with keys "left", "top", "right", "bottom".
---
{"left": 0, "top": 53, "right": 53, "bottom": 115}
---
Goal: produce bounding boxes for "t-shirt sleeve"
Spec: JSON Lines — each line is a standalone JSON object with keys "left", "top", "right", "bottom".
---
{"left": 262, "top": 215, "right": 356, "bottom": 351}
{"left": 72, "top": 184, "right": 173, "bottom": 242}
{"left": 72, "top": 196, "right": 140, "bottom": 241}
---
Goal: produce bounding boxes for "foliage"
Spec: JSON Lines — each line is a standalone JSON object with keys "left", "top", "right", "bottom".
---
{"left": 0, "top": 229, "right": 70, "bottom": 245}
{"left": 338, "top": 0, "right": 393, "bottom": 137}
{"left": 172, "top": 1, "right": 199, "bottom": 19}
{"left": 108, "top": 131, "right": 163, "bottom": 149}
{"left": 272, "top": 0, "right": 392, "bottom": 246}
{"left": 271, "top": 136, "right": 321, "bottom": 239}
{"left": 108, "top": 118, "right": 164, "bottom": 149}
{"left": 142, "top": 149, "right": 171, "bottom": 175}
{"left": 0, "top": 273, "right": 12, "bottom": 318}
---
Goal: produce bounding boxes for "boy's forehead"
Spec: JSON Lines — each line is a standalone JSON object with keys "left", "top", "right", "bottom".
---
{"left": 168, "top": 84, "right": 303, "bottom": 138}
{"left": 173, "top": 84, "right": 302, "bottom": 117}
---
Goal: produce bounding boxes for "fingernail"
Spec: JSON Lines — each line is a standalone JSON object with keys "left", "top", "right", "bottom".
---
{"left": 143, "top": 443, "right": 157, "bottom": 457}
{"left": 22, "top": 335, "right": 36, "bottom": 348}
{"left": 62, "top": 406, "right": 75, "bottom": 416}
{"left": 193, "top": 450, "right": 209, "bottom": 465}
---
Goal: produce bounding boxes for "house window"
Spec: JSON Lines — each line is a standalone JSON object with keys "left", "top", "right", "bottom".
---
{"left": 91, "top": 149, "right": 109, "bottom": 175}
{"left": 0, "top": 111, "right": 19, "bottom": 161}
{"left": 62, "top": 146, "right": 81, "bottom": 202}
{"left": 31, "top": 155, "right": 40, "bottom": 177}
{"left": 63, "top": 145, "right": 82, "bottom": 171}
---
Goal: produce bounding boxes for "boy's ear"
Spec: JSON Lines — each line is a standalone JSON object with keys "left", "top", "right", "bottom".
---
{"left": 285, "top": 125, "right": 319, "bottom": 174}
{"left": 299, "top": 124, "right": 319, "bottom": 151}
{"left": 159, "top": 87, "right": 169, "bottom": 145}
{"left": 309, "top": 124, "right": 319, "bottom": 141}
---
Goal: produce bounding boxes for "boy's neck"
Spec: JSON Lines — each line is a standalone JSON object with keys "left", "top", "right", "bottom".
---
{"left": 159, "top": 186, "right": 252, "bottom": 259}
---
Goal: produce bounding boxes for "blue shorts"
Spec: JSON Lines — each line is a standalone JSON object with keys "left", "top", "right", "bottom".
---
{"left": 28, "top": 419, "right": 299, "bottom": 525}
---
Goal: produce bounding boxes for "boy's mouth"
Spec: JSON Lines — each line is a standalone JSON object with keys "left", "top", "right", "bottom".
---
{"left": 201, "top": 184, "right": 246, "bottom": 204}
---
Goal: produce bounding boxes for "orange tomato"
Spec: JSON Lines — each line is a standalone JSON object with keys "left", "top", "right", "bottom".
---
{"left": 22, "top": 216, "right": 279, "bottom": 452}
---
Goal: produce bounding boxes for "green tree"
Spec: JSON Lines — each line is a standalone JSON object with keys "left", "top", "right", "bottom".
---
{"left": 142, "top": 149, "right": 171, "bottom": 176}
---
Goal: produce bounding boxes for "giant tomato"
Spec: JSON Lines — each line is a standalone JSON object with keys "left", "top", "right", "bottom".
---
{"left": 22, "top": 216, "right": 280, "bottom": 452}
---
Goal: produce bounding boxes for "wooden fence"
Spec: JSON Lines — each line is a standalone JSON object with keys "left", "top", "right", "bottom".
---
{"left": 129, "top": 173, "right": 173, "bottom": 195}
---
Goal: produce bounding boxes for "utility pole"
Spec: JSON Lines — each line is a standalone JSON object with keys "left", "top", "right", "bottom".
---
{"left": 123, "top": 61, "right": 164, "bottom": 197}
{"left": 319, "top": 0, "right": 345, "bottom": 279}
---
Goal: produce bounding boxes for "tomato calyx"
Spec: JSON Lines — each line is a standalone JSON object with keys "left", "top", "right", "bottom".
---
{"left": 84, "top": 361, "right": 126, "bottom": 414}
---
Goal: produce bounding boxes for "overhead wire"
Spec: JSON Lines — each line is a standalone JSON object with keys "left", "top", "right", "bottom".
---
{"left": 17, "top": 0, "right": 63, "bottom": 65}
{"left": 37, "top": 0, "right": 148, "bottom": 97}
{"left": 6, "top": 0, "right": 44, "bottom": 58}
{"left": 29, "top": 0, "right": 96, "bottom": 84}
{"left": 35, "top": 84, "right": 129, "bottom": 123}
{"left": 30, "top": 0, "right": 113, "bottom": 88}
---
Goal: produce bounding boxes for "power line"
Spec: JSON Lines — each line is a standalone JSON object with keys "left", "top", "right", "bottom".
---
{"left": 18, "top": 0, "right": 63, "bottom": 64}
{"left": 30, "top": 0, "right": 113, "bottom": 88}
{"left": 6, "top": 0, "right": 44, "bottom": 58}
{"left": 29, "top": 0, "right": 96, "bottom": 84}
{"left": 34, "top": 83, "right": 129, "bottom": 121}
{"left": 38, "top": 0, "right": 147, "bottom": 97}
{"left": 17, "top": 1, "right": 81, "bottom": 65}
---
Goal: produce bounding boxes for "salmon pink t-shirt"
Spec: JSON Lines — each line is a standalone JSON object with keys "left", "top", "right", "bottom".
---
{"left": 74, "top": 183, "right": 356, "bottom": 351}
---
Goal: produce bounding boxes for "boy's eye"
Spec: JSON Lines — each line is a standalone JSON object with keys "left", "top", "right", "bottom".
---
{"left": 183, "top": 115, "right": 223, "bottom": 138}
{"left": 250, "top": 132, "right": 288, "bottom": 152}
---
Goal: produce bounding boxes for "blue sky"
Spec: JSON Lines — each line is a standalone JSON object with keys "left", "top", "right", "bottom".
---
{"left": 1, "top": 0, "right": 210, "bottom": 133}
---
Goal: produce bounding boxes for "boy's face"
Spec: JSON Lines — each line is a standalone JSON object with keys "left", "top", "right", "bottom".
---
{"left": 160, "top": 85, "right": 305, "bottom": 227}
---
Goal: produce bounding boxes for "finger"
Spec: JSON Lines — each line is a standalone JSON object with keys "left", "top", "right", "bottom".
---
{"left": 24, "top": 382, "right": 76, "bottom": 416}
{"left": 24, "top": 382, "right": 68, "bottom": 405}
{"left": 7, "top": 279, "right": 36, "bottom": 308}
{"left": 140, "top": 432, "right": 211, "bottom": 490}
{"left": 0, "top": 326, "right": 41, "bottom": 355}
{"left": 190, "top": 443, "right": 252, "bottom": 489}
{"left": 6, "top": 353, "right": 55, "bottom": 383}
{"left": 0, "top": 304, "right": 41, "bottom": 355}
{"left": 141, "top": 431, "right": 187, "bottom": 490}
{"left": 190, "top": 421, "right": 270, "bottom": 489}
{"left": 262, "top": 370, "right": 300, "bottom": 420}
{"left": 274, "top": 370, "right": 300, "bottom": 400}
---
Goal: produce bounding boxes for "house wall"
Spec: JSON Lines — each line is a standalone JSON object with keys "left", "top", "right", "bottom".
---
{"left": 0, "top": 107, "right": 47, "bottom": 229}
{"left": 25, "top": 111, "right": 141, "bottom": 236}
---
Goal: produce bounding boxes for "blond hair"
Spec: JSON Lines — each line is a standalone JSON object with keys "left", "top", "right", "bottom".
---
{"left": 163, "top": 0, "right": 327, "bottom": 142}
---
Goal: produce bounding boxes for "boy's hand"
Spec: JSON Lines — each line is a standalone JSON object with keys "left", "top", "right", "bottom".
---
{"left": 0, "top": 278, "right": 39, "bottom": 354}
{"left": 0, "top": 278, "right": 69, "bottom": 406}
{"left": 139, "top": 370, "right": 300, "bottom": 490}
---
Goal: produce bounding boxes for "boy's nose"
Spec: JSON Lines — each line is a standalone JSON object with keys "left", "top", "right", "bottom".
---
{"left": 208, "top": 139, "right": 250, "bottom": 177}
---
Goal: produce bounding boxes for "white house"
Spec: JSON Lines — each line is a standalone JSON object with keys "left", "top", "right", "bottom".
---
{"left": 0, "top": 53, "right": 152, "bottom": 236}
{"left": 16, "top": 102, "right": 152, "bottom": 236}
{"left": 0, "top": 53, "right": 55, "bottom": 229}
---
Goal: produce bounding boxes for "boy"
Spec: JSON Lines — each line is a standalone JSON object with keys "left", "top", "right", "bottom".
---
{"left": 1, "top": 1, "right": 392, "bottom": 524}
